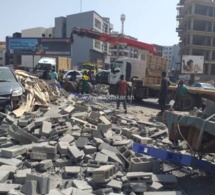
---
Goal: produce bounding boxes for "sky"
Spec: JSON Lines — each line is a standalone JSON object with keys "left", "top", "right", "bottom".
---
{"left": 0, "top": 0, "right": 179, "bottom": 46}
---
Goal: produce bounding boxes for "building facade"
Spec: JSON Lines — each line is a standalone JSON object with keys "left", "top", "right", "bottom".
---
{"left": 162, "top": 44, "right": 180, "bottom": 71}
{"left": 55, "top": 11, "right": 112, "bottom": 68}
{"left": 153, "top": 44, "right": 164, "bottom": 57}
{"left": 0, "top": 42, "right": 6, "bottom": 66}
{"left": 109, "top": 31, "right": 138, "bottom": 64}
{"left": 21, "top": 27, "right": 54, "bottom": 67}
{"left": 177, "top": 0, "right": 215, "bottom": 78}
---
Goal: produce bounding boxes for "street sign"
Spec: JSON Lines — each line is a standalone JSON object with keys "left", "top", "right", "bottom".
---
{"left": 7, "top": 38, "right": 71, "bottom": 56}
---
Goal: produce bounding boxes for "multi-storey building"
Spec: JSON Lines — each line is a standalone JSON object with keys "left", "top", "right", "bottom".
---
{"left": 153, "top": 44, "right": 164, "bottom": 57}
{"left": 109, "top": 31, "right": 138, "bottom": 64}
{"left": 0, "top": 42, "right": 6, "bottom": 66}
{"left": 162, "top": 44, "right": 180, "bottom": 71}
{"left": 177, "top": 0, "right": 215, "bottom": 79}
{"left": 55, "top": 11, "right": 112, "bottom": 68}
{"left": 21, "top": 27, "right": 54, "bottom": 67}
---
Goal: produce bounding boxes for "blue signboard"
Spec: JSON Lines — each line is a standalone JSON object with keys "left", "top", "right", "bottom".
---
{"left": 7, "top": 38, "right": 71, "bottom": 56}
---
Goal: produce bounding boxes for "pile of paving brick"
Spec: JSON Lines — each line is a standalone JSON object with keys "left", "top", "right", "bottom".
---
{"left": 0, "top": 93, "right": 183, "bottom": 195}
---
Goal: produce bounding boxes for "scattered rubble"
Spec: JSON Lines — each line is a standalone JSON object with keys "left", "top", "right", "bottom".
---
{"left": 0, "top": 71, "right": 214, "bottom": 194}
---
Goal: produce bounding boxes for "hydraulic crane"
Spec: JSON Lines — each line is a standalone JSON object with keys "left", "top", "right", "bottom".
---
{"left": 71, "top": 27, "right": 157, "bottom": 55}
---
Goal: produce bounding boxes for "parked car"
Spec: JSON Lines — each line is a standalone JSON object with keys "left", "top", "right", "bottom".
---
{"left": 96, "top": 70, "right": 110, "bottom": 85}
{"left": 63, "top": 70, "right": 83, "bottom": 81}
{"left": 0, "top": 67, "right": 24, "bottom": 113}
{"left": 191, "top": 82, "right": 215, "bottom": 90}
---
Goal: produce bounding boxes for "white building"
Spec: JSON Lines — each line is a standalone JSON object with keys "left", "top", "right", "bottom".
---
{"left": 21, "top": 27, "right": 54, "bottom": 67}
{"left": 55, "top": 11, "right": 112, "bottom": 68}
{"left": 0, "top": 42, "right": 6, "bottom": 66}
{"left": 162, "top": 44, "right": 180, "bottom": 71}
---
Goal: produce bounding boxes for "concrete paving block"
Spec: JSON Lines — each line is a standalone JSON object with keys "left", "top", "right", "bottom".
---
{"left": 59, "top": 134, "right": 74, "bottom": 143}
{"left": 0, "top": 170, "right": 10, "bottom": 182}
{"left": 21, "top": 180, "right": 37, "bottom": 195}
{"left": 72, "top": 179, "right": 92, "bottom": 191}
{"left": 126, "top": 172, "right": 153, "bottom": 183}
{"left": 64, "top": 166, "right": 81, "bottom": 177}
{"left": 149, "top": 182, "right": 164, "bottom": 191}
{"left": 48, "top": 189, "right": 63, "bottom": 195}
{"left": 8, "top": 127, "right": 31, "bottom": 145}
{"left": 8, "top": 189, "right": 25, "bottom": 195}
{"left": 12, "top": 124, "right": 39, "bottom": 143}
{"left": 0, "top": 184, "right": 20, "bottom": 193}
{"left": 98, "top": 142, "right": 119, "bottom": 154}
{"left": 55, "top": 159, "right": 73, "bottom": 167}
{"left": 63, "top": 105, "right": 75, "bottom": 114}
{"left": 144, "top": 192, "right": 182, "bottom": 195}
{"left": 93, "top": 188, "right": 113, "bottom": 195}
{"left": 1, "top": 146, "right": 26, "bottom": 158}
{"left": 30, "top": 152, "right": 56, "bottom": 160}
{"left": 152, "top": 174, "right": 177, "bottom": 186}
{"left": 99, "top": 116, "right": 111, "bottom": 126}
{"left": 131, "top": 134, "right": 153, "bottom": 145}
{"left": 128, "top": 157, "right": 153, "bottom": 172}
{"left": 0, "top": 157, "right": 22, "bottom": 167}
{"left": 34, "top": 117, "right": 49, "bottom": 127}
{"left": 87, "top": 111, "right": 99, "bottom": 124}
{"left": 95, "top": 152, "right": 108, "bottom": 163}
{"left": 92, "top": 129, "right": 103, "bottom": 139}
{"left": 32, "top": 144, "right": 57, "bottom": 154}
{"left": 83, "top": 145, "right": 97, "bottom": 154}
{"left": 15, "top": 169, "right": 31, "bottom": 184}
{"left": 38, "top": 160, "right": 53, "bottom": 171}
{"left": 67, "top": 145, "right": 85, "bottom": 160}
{"left": 26, "top": 174, "right": 50, "bottom": 194}
{"left": 0, "top": 165, "right": 17, "bottom": 178}
{"left": 57, "top": 142, "right": 70, "bottom": 154}
{"left": 76, "top": 137, "right": 89, "bottom": 148}
{"left": 6, "top": 115, "right": 15, "bottom": 124}
{"left": 84, "top": 123, "right": 98, "bottom": 130}
{"left": 72, "top": 112, "right": 88, "bottom": 119}
{"left": 101, "top": 149, "right": 123, "bottom": 165}
{"left": 93, "top": 137, "right": 104, "bottom": 146}
{"left": 41, "top": 121, "right": 52, "bottom": 136}
{"left": 18, "top": 119, "right": 28, "bottom": 127}
{"left": 107, "top": 179, "right": 122, "bottom": 190}
{"left": 92, "top": 165, "right": 117, "bottom": 183}
{"left": 129, "top": 182, "right": 147, "bottom": 193}
{"left": 71, "top": 117, "right": 88, "bottom": 125}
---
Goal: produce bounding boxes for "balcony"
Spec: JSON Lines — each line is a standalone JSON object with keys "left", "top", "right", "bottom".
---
{"left": 176, "top": 27, "right": 183, "bottom": 33}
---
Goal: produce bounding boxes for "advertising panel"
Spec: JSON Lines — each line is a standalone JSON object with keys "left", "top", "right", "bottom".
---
{"left": 7, "top": 38, "right": 71, "bottom": 56}
{"left": 181, "top": 55, "right": 204, "bottom": 74}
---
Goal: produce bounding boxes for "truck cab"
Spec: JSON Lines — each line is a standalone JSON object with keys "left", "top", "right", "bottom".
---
{"left": 35, "top": 57, "right": 56, "bottom": 78}
{"left": 82, "top": 62, "right": 98, "bottom": 74}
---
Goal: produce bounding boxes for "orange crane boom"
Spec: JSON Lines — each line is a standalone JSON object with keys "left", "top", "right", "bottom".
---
{"left": 71, "top": 27, "right": 157, "bottom": 55}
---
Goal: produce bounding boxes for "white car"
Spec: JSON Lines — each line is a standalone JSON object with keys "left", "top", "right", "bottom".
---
{"left": 63, "top": 70, "right": 83, "bottom": 81}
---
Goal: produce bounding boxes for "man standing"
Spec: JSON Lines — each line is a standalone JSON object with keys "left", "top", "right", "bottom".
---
{"left": 116, "top": 74, "right": 127, "bottom": 114}
{"left": 50, "top": 68, "right": 58, "bottom": 81}
{"left": 158, "top": 71, "right": 169, "bottom": 114}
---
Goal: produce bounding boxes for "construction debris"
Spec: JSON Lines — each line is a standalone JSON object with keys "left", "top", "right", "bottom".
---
{"left": 0, "top": 72, "right": 214, "bottom": 194}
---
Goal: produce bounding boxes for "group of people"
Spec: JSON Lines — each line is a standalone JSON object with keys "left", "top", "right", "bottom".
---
{"left": 116, "top": 71, "right": 189, "bottom": 115}
{"left": 42, "top": 68, "right": 58, "bottom": 81}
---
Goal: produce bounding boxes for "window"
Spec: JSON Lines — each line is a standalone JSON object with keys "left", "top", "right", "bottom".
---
{"left": 95, "top": 40, "right": 101, "bottom": 49}
{"left": 102, "top": 23, "right": 108, "bottom": 33}
{"left": 95, "top": 19, "right": 101, "bottom": 30}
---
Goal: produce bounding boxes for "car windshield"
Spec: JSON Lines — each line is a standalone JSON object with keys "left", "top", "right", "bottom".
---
{"left": 82, "top": 65, "right": 95, "bottom": 70}
{"left": 0, "top": 69, "right": 17, "bottom": 82}
{"left": 113, "top": 61, "right": 123, "bottom": 69}
{"left": 37, "top": 63, "right": 52, "bottom": 70}
{"left": 201, "top": 83, "right": 215, "bottom": 88}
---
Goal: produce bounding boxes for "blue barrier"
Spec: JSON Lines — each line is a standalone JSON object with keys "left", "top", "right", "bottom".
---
{"left": 132, "top": 143, "right": 215, "bottom": 173}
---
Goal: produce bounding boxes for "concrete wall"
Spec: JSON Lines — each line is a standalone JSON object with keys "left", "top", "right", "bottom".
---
{"left": 54, "top": 17, "right": 66, "bottom": 38}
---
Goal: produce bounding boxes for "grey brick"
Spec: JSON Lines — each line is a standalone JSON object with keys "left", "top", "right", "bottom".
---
{"left": 144, "top": 192, "right": 182, "bottom": 195}
{"left": 8, "top": 127, "right": 31, "bottom": 145}
{"left": 21, "top": 180, "right": 37, "bottom": 195}
{"left": 59, "top": 134, "right": 74, "bottom": 143}
{"left": 0, "top": 184, "right": 20, "bottom": 193}
{"left": 64, "top": 166, "right": 81, "bottom": 177}
{"left": 107, "top": 179, "right": 122, "bottom": 190}
{"left": 95, "top": 152, "right": 108, "bottom": 163}
{"left": 67, "top": 145, "right": 85, "bottom": 160}
{"left": 101, "top": 149, "right": 123, "bottom": 165}
{"left": 0, "top": 165, "right": 17, "bottom": 178}
{"left": 0, "top": 157, "right": 22, "bottom": 167}
{"left": 57, "top": 142, "right": 70, "bottom": 154}
{"left": 38, "top": 160, "right": 53, "bottom": 171}
{"left": 15, "top": 169, "right": 31, "bottom": 184}
{"left": 26, "top": 174, "right": 50, "bottom": 194}
{"left": 75, "top": 137, "right": 89, "bottom": 149}
{"left": 42, "top": 121, "right": 52, "bottom": 136}
{"left": 1, "top": 146, "right": 26, "bottom": 158}
{"left": 98, "top": 142, "right": 119, "bottom": 154}
{"left": 30, "top": 152, "right": 57, "bottom": 160}
{"left": 0, "top": 170, "right": 10, "bottom": 182}
{"left": 55, "top": 159, "right": 73, "bottom": 167}
{"left": 32, "top": 145, "right": 57, "bottom": 154}
{"left": 83, "top": 145, "right": 97, "bottom": 154}
{"left": 72, "top": 179, "right": 92, "bottom": 191}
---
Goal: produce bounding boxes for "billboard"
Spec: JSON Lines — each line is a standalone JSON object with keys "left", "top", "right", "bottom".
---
{"left": 181, "top": 55, "right": 204, "bottom": 74}
{"left": 7, "top": 38, "right": 71, "bottom": 56}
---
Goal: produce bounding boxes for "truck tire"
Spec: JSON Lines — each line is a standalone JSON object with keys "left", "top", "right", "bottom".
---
{"left": 62, "top": 81, "right": 77, "bottom": 93}
{"left": 180, "top": 93, "right": 197, "bottom": 111}
{"left": 87, "top": 82, "right": 93, "bottom": 94}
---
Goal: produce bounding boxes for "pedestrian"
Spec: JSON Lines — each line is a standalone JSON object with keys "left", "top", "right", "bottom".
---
{"left": 50, "top": 68, "right": 58, "bottom": 81}
{"left": 158, "top": 71, "right": 170, "bottom": 114}
{"left": 81, "top": 74, "right": 89, "bottom": 94}
{"left": 173, "top": 80, "right": 189, "bottom": 111}
{"left": 116, "top": 74, "right": 127, "bottom": 114}
{"left": 58, "top": 70, "right": 64, "bottom": 83}
{"left": 42, "top": 68, "right": 50, "bottom": 80}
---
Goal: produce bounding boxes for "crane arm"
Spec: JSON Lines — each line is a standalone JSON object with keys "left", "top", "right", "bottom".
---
{"left": 72, "top": 27, "right": 157, "bottom": 55}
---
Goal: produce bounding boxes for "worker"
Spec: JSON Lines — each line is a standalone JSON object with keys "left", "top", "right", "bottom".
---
{"left": 173, "top": 80, "right": 189, "bottom": 111}
{"left": 50, "top": 68, "right": 58, "bottom": 81}
{"left": 81, "top": 74, "right": 89, "bottom": 94}
{"left": 116, "top": 74, "right": 127, "bottom": 114}
{"left": 58, "top": 70, "right": 64, "bottom": 83}
{"left": 158, "top": 71, "right": 170, "bottom": 115}
{"left": 42, "top": 68, "right": 50, "bottom": 80}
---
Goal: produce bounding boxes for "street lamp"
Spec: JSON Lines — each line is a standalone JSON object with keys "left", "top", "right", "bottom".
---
{"left": 120, "top": 14, "right": 126, "bottom": 35}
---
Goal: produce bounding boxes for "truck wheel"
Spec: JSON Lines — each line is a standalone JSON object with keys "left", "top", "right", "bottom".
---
{"left": 62, "top": 81, "right": 77, "bottom": 93}
{"left": 180, "top": 93, "right": 196, "bottom": 111}
{"left": 87, "top": 82, "right": 93, "bottom": 94}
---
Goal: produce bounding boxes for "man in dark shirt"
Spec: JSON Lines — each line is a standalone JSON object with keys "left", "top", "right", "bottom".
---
{"left": 158, "top": 71, "right": 170, "bottom": 114}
